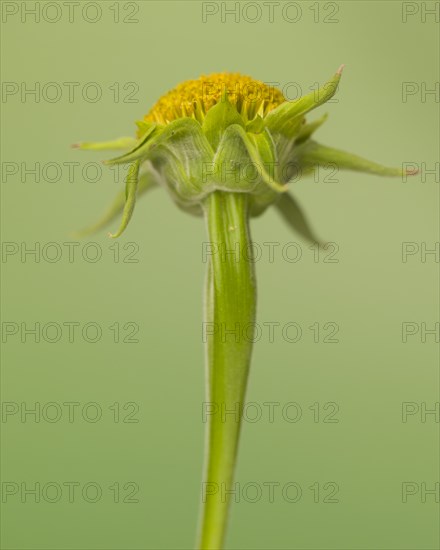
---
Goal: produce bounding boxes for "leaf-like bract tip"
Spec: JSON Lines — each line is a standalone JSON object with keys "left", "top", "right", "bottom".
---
{"left": 405, "top": 167, "right": 419, "bottom": 176}
{"left": 336, "top": 64, "right": 345, "bottom": 76}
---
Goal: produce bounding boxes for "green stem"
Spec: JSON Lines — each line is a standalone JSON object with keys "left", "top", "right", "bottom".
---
{"left": 197, "top": 191, "right": 257, "bottom": 550}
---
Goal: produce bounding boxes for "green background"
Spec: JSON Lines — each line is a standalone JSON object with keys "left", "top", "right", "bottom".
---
{"left": 1, "top": 1, "right": 438, "bottom": 548}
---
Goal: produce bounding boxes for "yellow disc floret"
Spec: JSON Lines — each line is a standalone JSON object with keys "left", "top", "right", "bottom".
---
{"left": 143, "top": 72, "right": 285, "bottom": 125}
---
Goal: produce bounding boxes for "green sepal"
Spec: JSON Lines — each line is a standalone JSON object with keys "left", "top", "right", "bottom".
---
{"left": 74, "top": 169, "right": 158, "bottom": 237}
{"left": 295, "top": 113, "right": 329, "bottom": 145}
{"left": 135, "top": 119, "right": 156, "bottom": 138}
{"left": 214, "top": 124, "right": 287, "bottom": 194}
{"left": 103, "top": 123, "right": 159, "bottom": 165}
{"left": 145, "top": 118, "right": 215, "bottom": 203}
{"left": 247, "top": 130, "right": 285, "bottom": 215}
{"left": 245, "top": 115, "right": 265, "bottom": 134}
{"left": 265, "top": 68, "right": 342, "bottom": 138}
{"left": 202, "top": 92, "right": 245, "bottom": 150}
{"left": 275, "top": 191, "right": 323, "bottom": 245}
{"left": 109, "top": 160, "right": 140, "bottom": 238}
{"left": 294, "top": 140, "right": 405, "bottom": 177}
{"left": 72, "top": 136, "right": 137, "bottom": 151}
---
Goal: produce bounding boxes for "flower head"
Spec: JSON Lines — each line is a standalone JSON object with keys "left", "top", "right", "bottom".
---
{"left": 143, "top": 73, "right": 285, "bottom": 126}
{"left": 74, "top": 67, "right": 415, "bottom": 239}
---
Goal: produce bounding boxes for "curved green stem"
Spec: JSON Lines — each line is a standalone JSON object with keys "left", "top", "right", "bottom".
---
{"left": 197, "top": 191, "right": 257, "bottom": 550}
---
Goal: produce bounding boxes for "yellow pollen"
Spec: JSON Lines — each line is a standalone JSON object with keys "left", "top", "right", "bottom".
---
{"left": 143, "top": 72, "right": 285, "bottom": 126}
